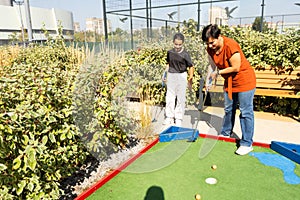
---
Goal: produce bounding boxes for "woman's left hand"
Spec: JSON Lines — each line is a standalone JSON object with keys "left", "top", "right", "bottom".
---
{"left": 188, "top": 77, "right": 193, "bottom": 90}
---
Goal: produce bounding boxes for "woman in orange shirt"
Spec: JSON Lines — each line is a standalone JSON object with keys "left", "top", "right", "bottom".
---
{"left": 202, "top": 24, "right": 256, "bottom": 156}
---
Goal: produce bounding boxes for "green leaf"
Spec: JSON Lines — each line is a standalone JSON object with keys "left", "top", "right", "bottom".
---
{"left": 23, "top": 155, "right": 28, "bottom": 171}
{"left": 42, "top": 135, "right": 48, "bottom": 145}
{"left": 0, "top": 163, "right": 7, "bottom": 171}
{"left": 41, "top": 126, "right": 51, "bottom": 134}
{"left": 48, "top": 116, "right": 56, "bottom": 123}
{"left": 16, "top": 180, "right": 26, "bottom": 195}
{"left": 36, "top": 146, "right": 44, "bottom": 154}
{"left": 60, "top": 133, "right": 66, "bottom": 141}
{"left": 36, "top": 192, "right": 45, "bottom": 200}
{"left": 12, "top": 156, "right": 22, "bottom": 170}
{"left": 11, "top": 113, "right": 18, "bottom": 121}
{"left": 28, "top": 148, "right": 37, "bottom": 171}
{"left": 0, "top": 77, "right": 17, "bottom": 83}
{"left": 67, "top": 131, "right": 73, "bottom": 139}
{"left": 27, "top": 182, "right": 34, "bottom": 192}
{"left": 55, "top": 170, "right": 61, "bottom": 179}
{"left": 22, "top": 135, "right": 29, "bottom": 145}
{"left": 6, "top": 126, "right": 12, "bottom": 134}
{"left": 49, "top": 132, "right": 56, "bottom": 143}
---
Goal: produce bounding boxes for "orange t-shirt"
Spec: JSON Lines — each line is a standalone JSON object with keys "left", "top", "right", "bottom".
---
{"left": 207, "top": 36, "right": 256, "bottom": 93}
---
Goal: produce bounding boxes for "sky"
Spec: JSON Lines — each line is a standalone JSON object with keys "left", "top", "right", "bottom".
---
{"left": 28, "top": 0, "right": 300, "bottom": 31}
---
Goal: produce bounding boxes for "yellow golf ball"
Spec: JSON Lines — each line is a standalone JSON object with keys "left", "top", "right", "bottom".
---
{"left": 211, "top": 164, "right": 217, "bottom": 170}
{"left": 195, "top": 194, "right": 201, "bottom": 200}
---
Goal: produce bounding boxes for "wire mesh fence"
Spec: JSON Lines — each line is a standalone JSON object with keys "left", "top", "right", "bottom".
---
{"left": 103, "top": 0, "right": 300, "bottom": 50}
{"left": 230, "top": 14, "right": 300, "bottom": 33}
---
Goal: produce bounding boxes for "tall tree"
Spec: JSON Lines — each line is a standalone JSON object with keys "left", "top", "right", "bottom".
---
{"left": 252, "top": 17, "right": 269, "bottom": 32}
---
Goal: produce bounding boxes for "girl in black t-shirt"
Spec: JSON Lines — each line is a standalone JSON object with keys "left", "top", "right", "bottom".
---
{"left": 163, "top": 33, "right": 194, "bottom": 126}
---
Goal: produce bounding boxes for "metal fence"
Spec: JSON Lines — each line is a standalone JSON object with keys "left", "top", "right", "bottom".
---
{"left": 230, "top": 13, "right": 300, "bottom": 33}
{"left": 66, "top": 41, "right": 138, "bottom": 52}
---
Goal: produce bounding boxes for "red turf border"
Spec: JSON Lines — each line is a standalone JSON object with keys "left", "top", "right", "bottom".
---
{"left": 75, "top": 138, "right": 159, "bottom": 200}
{"left": 75, "top": 134, "right": 270, "bottom": 199}
{"left": 199, "top": 134, "right": 270, "bottom": 148}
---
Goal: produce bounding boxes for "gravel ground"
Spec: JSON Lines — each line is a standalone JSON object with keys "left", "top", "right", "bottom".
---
{"left": 58, "top": 137, "right": 153, "bottom": 200}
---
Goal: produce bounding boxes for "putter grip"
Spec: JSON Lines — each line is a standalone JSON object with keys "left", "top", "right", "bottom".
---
{"left": 162, "top": 71, "right": 167, "bottom": 87}
{"left": 198, "top": 77, "right": 205, "bottom": 111}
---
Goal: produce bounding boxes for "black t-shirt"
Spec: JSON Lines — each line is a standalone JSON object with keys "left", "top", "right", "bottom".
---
{"left": 166, "top": 48, "right": 193, "bottom": 73}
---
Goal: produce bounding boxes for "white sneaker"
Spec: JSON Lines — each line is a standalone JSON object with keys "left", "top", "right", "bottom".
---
{"left": 219, "top": 134, "right": 230, "bottom": 138}
{"left": 235, "top": 146, "right": 253, "bottom": 156}
{"left": 163, "top": 118, "right": 174, "bottom": 125}
{"left": 175, "top": 119, "right": 182, "bottom": 127}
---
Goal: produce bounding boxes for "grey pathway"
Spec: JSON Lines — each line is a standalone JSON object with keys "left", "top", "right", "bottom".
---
{"left": 150, "top": 105, "right": 300, "bottom": 145}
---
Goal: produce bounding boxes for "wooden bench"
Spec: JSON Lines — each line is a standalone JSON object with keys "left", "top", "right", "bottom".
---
{"left": 208, "top": 67, "right": 300, "bottom": 98}
{"left": 126, "top": 92, "right": 141, "bottom": 102}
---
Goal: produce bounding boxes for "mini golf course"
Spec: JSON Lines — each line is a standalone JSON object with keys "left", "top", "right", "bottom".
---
{"left": 77, "top": 136, "right": 300, "bottom": 200}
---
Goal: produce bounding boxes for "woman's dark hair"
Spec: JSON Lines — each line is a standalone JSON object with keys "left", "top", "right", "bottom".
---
{"left": 173, "top": 32, "right": 185, "bottom": 42}
{"left": 201, "top": 24, "right": 221, "bottom": 42}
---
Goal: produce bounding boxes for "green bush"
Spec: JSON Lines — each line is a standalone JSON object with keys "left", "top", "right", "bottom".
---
{"left": 0, "top": 42, "right": 88, "bottom": 199}
{"left": 222, "top": 26, "right": 300, "bottom": 72}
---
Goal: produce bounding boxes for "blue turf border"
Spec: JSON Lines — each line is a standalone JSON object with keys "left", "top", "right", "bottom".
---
{"left": 159, "top": 126, "right": 199, "bottom": 142}
{"left": 271, "top": 141, "right": 300, "bottom": 164}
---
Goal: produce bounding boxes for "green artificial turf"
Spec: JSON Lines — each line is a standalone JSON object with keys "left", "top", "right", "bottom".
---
{"left": 87, "top": 139, "right": 300, "bottom": 200}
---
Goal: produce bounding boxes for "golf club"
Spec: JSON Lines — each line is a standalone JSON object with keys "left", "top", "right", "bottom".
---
{"left": 151, "top": 106, "right": 164, "bottom": 122}
{"left": 187, "top": 75, "right": 208, "bottom": 142}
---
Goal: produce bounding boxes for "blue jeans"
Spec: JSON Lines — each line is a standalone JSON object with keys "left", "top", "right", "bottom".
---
{"left": 221, "top": 88, "right": 255, "bottom": 147}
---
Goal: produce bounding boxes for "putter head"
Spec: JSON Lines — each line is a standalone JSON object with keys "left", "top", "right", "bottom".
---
{"left": 193, "top": 102, "right": 204, "bottom": 111}
{"left": 197, "top": 103, "right": 204, "bottom": 111}
{"left": 187, "top": 127, "right": 199, "bottom": 142}
{"left": 187, "top": 137, "right": 197, "bottom": 142}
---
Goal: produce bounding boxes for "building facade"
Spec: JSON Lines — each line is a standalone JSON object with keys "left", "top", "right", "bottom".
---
{"left": 0, "top": 1, "right": 74, "bottom": 45}
{"left": 74, "top": 22, "right": 81, "bottom": 32}
{"left": 209, "top": 6, "right": 228, "bottom": 26}
{"left": 0, "top": 0, "right": 12, "bottom": 6}
{"left": 85, "top": 17, "right": 111, "bottom": 35}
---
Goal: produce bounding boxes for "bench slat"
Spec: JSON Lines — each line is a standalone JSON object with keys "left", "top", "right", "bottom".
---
{"left": 256, "top": 77, "right": 300, "bottom": 81}
{"left": 212, "top": 81, "right": 300, "bottom": 90}
{"left": 255, "top": 88, "right": 300, "bottom": 98}
{"left": 207, "top": 85, "right": 300, "bottom": 98}
{"left": 255, "top": 67, "right": 300, "bottom": 73}
{"left": 256, "top": 82, "right": 300, "bottom": 90}
{"left": 206, "top": 68, "right": 300, "bottom": 98}
{"left": 256, "top": 74, "right": 299, "bottom": 79}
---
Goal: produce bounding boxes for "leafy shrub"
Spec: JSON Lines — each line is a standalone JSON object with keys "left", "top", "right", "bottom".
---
{"left": 222, "top": 26, "right": 300, "bottom": 72}
{"left": 0, "top": 42, "right": 87, "bottom": 199}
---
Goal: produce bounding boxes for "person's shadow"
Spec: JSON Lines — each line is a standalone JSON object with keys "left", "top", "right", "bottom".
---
{"left": 144, "top": 186, "right": 165, "bottom": 200}
{"left": 184, "top": 106, "right": 239, "bottom": 140}
{"left": 185, "top": 108, "right": 222, "bottom": 131}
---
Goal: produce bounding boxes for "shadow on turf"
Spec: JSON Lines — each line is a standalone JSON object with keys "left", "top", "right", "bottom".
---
{"left": 184, "top": 107, "right": 239, "bottom": 141}
{"left": 144, "top": 186, "right": 165, "bottom": 200}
